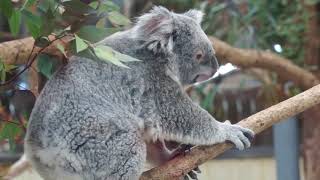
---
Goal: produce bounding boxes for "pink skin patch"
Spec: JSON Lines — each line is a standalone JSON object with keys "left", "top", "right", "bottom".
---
{"left": 195, "top": 68, "right": 216, "bottom": 83}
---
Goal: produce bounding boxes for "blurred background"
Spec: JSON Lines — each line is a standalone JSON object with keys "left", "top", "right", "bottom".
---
{"left": 0, "top": 0, "right": 319, "bottom": 180}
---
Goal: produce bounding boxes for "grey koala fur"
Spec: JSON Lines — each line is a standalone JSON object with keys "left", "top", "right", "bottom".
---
{"left": 24, "top": 6, "right": 254, "bottom": 180}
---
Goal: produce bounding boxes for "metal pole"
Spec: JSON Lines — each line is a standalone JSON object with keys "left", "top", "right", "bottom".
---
{"left": 273, "top": 117, "right": 300, "bottom": 180}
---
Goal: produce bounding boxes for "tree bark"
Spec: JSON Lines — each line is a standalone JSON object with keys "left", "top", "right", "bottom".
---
{"left": 140, "top": 84, "right": 320, "bottom": 180}
{"left": 0, "top": 37, "right": 68, "bottom": 65}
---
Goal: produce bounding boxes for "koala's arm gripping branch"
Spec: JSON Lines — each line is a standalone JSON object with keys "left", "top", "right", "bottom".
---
{"left": 140, "top": 84, "right": 320, "bottom": 180}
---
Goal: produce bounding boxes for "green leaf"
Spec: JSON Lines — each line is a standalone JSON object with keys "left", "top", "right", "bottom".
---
{"left": 9, "top": 10, "right": 21, "bottom": 37}
{"left": 108, "top": 11, "right": 130, "bottom": 26}
{"left": 0, "top": 60, "right": 4, "bottom": 72}
{"left": 77, "top": 26, "right": 119, "bottom": 42}
{"left": 200, "top": 85, "right": 218, "bottom": 111}
{"left": 94, "top": 45, "right": 129, "bottom": 68}
{"left": 22, "top": 10, "right": 42, "bottom": 38}
{"left": 4, "top": 64, "right": 17, "bottom": 72}
{"left": 112, "top": 50, "right": 141, "bottom": 63}
{"left": 96, "top": 0, "right": 120, "bottom": 14}
{"left": 0, "top": 122, "right": 22, "bottom": 151}
{"left": 102, "top": 1, "right": 120, "bottom": 12}
{"left": 37, "top": 0, "right": 57, "bottom": 13}
{"left": 37, "top": 54, "right": 54, "bottom": 79}
{"left": 0, "top": 0, "right": 13, "bottom": 17}
{"left": 0, "top": 61, "right": 5, "bottom": 82}
{"left": 75, "top": 34, "right": 89, "bottom": 53}
{"left": 56, "top": 43, "right": 66, "bottom": 55}
{"left": 40, "top": 7, "right": 55, "bottom": 36}
{"left": 96, "top": 17, "right": 107, "bottom": 28}
{"left": 89, "top": 1, "right": 99, "bottom": 9}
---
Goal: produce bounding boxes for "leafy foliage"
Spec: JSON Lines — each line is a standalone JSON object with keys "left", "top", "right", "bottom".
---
{"left": 37, "top": 54, "right": 57, "bottom": 79}
{"left": 0, "top": 0, "right": 133, "bottom": 152}
{"left": 0, "top": 0, "right": 133, "bottom": 75}
{"left": 0, "top": 59, "right": 17, "bottom": 82}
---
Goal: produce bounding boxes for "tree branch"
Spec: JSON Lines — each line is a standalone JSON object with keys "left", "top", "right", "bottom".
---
{"left": 209, "top": 37, "right": 319, "bottom": 90}
{"left": 0, "top": 37, "right": 69, "bottom": 65}
{"left": 140, "top": 83, "right": 320, "bottom": 180}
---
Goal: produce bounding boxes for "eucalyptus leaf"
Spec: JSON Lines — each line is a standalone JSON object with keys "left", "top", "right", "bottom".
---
{"left": 40, "top": 7, "right": 55, "bottom": 36}
{"left": 0, "top": 122, "right": 22, "bottom": 151}
{"left": 0, "top": 0, "right": 13, "bottom": 17}
{"left": 77, "top": 26, "right": 119, "bottom": 42}
{"left": 113, "top": 50, "right": 141, "bottom": 63}
{"left": 94, "top": 45, "right": 129, "bottom": 68}
{"left": 22, "top": 10, "right": 42, "bottom": 38}
{"left": 56, "top": 43, "right": 66, "bottom": 55}
{"left": 108, "top": 11, "right": 130, "bottom": 26}
{"left": 75, "top": 34, "right": 89, "bottom": 53}
{"left": 0, "top": 61, "right": 5, "bottom": 82}
{"left": 4, "top": 64, "right": 17, "bottom": 72}
{"left": 97, "top": 1, "right": 120, "bottom": 14}
{"left": 37, "top": 54, "right": 55, "bottom": 79}
{"left": 9, "top": 10, "right": 21, "bottom": 37}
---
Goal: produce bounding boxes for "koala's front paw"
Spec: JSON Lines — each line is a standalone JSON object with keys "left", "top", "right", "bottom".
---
{"left": 220, "top": 121, "right": 255, "bottom": 150}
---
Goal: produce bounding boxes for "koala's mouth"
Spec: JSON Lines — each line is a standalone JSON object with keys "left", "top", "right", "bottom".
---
{"left": 193, "top": 70, "right": 216, "bottom": 84}
{"left": 195, "top": 74, "right": 213, "bottom": 82}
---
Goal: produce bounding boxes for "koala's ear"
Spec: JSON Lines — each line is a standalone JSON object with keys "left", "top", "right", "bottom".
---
{"left": 133, "top": 6, "right": 174, "bottom": 54}
{"left": 184, "top": 9, "right": 203, "bottom": 24}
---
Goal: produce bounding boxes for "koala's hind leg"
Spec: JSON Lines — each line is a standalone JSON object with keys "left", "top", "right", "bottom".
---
{"left": 100, "top": 131, "right": 147, "bottom": 180}
{"left": 25, "top": 130, "right": 146, "bottom": 180}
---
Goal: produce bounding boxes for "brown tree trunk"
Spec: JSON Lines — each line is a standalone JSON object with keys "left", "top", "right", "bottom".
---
{"left": 302, "top": 1, "right": 320, "bottom": 180}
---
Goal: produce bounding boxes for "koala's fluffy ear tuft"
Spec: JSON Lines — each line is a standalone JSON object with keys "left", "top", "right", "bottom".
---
{"left": 184, "top": 9, "right": 203, "bottom": 24}
{"left": 133, "top": 6, "right": 174, "bottom": 54}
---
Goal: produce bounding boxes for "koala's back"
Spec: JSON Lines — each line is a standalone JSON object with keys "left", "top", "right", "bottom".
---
{"left": 25, "top": 41, "right": 149, "bottom": 179}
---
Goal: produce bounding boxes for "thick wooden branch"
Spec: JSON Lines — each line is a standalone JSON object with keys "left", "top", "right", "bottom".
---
{"left": 209, "top": 37, "right": 319, "bottom": 90}
{"left": 140, "top": 84, "right": 320, "bottom": 180}
{"left": 0, "top": 37, "right": 34, "bottom": 64}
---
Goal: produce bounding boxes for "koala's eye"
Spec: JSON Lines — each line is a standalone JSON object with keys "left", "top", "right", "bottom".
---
{"left": 195, "top": 50, "right": 204, "bottom": 62}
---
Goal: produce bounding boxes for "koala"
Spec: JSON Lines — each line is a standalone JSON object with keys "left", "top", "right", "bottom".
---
{"left": 22, "top": 6, "right": 254, "bottom": 180}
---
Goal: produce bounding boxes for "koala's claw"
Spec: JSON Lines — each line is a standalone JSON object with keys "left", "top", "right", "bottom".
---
{"left": 184, "top": 167, "right": 201, "bottom": 180}
{"left": 221, "top": 121, "right": 255, "bottom": 150}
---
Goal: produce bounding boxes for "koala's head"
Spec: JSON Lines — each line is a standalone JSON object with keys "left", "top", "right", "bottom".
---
{"left": 133, "top": 6, "right": 219, "bottom": 86}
